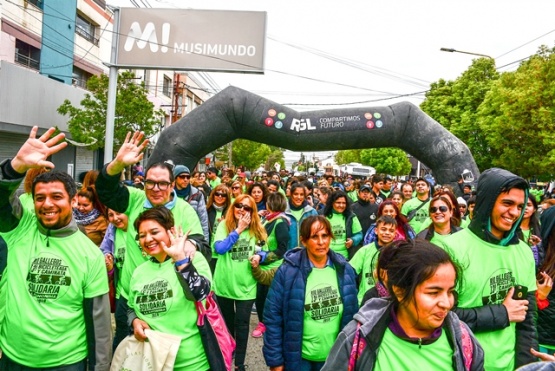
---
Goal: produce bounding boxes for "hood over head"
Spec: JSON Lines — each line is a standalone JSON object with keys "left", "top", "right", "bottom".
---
{"left": 469, "top": 168, "right": 529, "bottom": 246}
{"left": 540, "top": 206, "right": 555, "bottom": 243}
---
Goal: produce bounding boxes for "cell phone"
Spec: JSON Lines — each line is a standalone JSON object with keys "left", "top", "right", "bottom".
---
{"left": 512, "top": 285, "right": 528, "bottom": 300}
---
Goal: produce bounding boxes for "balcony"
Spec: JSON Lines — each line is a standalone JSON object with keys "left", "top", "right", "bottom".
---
{"left": 75, "top": 26, "right": 99, "bottom": 46}
{"left": 15, "top": 52, "right": 40, "bottom": 71}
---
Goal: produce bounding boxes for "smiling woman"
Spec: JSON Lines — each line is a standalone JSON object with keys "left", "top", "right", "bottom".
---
{"left": 323, "top": 240, "right": 485, "bottom": 371}
{"left": 416, "top": 195, "right": 462, "bottom": 246}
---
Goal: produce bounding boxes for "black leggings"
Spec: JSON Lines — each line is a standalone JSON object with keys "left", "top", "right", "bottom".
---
{"left": 255, "top": 283, "right": 269, "bottom": 323}
{"left": 216, "top": 296, "right": 255, "bottom": 368}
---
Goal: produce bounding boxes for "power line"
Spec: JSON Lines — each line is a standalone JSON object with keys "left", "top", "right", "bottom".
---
{"left": 495, "top": 27, "right": 555, "bottom": 59}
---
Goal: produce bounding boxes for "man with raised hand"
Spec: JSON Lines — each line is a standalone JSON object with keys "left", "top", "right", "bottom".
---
{"left": 95, "top": 131, "right": 209, "bottom": 347}
{"left": 0, "top": 126, "right": 111, "bottom": 370}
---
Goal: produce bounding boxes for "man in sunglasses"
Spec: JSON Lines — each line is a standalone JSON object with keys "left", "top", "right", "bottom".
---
{"left": 174, "top": 164, "right": 209, "bottom": 242}
{"left": 95, "top": 132, "right": 210, "bottom": 348}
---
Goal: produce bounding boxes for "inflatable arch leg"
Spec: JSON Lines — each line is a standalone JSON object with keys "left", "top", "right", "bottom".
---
{"left": 147, "top": 86, "right": 479, "bottom": 188}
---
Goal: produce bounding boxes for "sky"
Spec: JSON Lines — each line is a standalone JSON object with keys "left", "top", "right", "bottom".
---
{"left": 107, "top": 0, "right": 555, "bottom": 168}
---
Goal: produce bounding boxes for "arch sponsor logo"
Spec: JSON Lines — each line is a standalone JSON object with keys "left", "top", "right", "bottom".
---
{"left": 262, "top": 109, "right": 385, "bottom": 132}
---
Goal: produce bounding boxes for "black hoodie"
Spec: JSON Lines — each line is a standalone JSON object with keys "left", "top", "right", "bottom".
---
{"left": 469, "top": 168, "right": 528, "bottom": 246}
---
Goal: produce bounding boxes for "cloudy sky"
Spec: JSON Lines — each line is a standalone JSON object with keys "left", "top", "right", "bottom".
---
{"left": 108, "top": 0, "right": 555, "bottom": 167}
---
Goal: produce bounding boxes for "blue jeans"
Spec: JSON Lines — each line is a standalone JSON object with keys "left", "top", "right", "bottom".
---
{"left": 300, "top": 358, "right": 325, "bottom": 371}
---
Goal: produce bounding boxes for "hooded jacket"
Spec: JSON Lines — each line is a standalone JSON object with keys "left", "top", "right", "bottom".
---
{"left": 537, "top": 206, "right": 555, "bottom": 346}
{"left": 262, "top": 248, "right": 358, "bottom": 370}
{"left": 322, "top": 298, "right": 484, "bottom": 371}
{"left": 284, "top": 203, "right": 318, "bottom": 250}
{"left": 441, "top": 168, "right": 538, "bottom": 369}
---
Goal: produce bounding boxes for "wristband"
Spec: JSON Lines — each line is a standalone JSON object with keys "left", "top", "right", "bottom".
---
{"left": 174, "top": 257, "right": 190, "bottom": 267}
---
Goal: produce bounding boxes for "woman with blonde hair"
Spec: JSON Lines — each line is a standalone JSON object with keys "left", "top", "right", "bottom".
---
{"left": 206, "top": 184, "right": 231, "bottom": 273}
{"left": 213, "top": 194, "right": 267, "bottom": 371}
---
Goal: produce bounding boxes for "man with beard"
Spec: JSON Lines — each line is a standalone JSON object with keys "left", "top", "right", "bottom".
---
{"left": 0, "top": 126, "right": 111, "bottom": 370}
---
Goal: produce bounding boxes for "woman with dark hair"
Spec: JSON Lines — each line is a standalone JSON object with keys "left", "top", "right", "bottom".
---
{"left": 74, "top": 186, "right": 108, "bottom": 246}
{"left": 128, "top": 207, "right": 212, "bottom": 370}
{"left": 192, "top": 171, "right": 211, "bottom": 198}
{"left": 323, "top": 239, "right": 484, "bottom": 371}
{"left": 206, "top": 184, "right": 231, "bottom": 274}
{"left": 518, "top": 195, "right": 542, "bottom": 254}
{"left": 389, "top": 190, "right": 405, "bottom": 209}
{"left": 535, "top": 207, "right": 555, "bottom": 356}
{"left": 363, "top": 200, "right": 416, "bottom": 245}
{"left": 263, "top": 215, "right": 358, "bottom": 371}
{"left": 417, "top": 194, "right": 462, "bottom": 246}
{"left": 285, "top": 182, "right": 318, "bottom": 250}
{"left": 432, "top": 189, "right": 461, "bottom": 227}
{"left": 248, "top": 181, "right": 269, "bottom": 217}
{"left": 213, "top": 194, "right": 267, "bottom": 371}
{"left": 323, "top": 190, "right": 363, "bottom": 260}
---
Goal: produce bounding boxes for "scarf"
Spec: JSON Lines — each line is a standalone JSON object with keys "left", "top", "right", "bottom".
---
{"left": 73, "top": 208, "right": 101, "bottom": 226}
{"left": 265, "top": 211, "right": 291, "bottom": 225}
{"left": 288, "top": 199, "right": 307, "bottom": 211}
{"left": 175, "top": 185, "right": 191, "bottom": 200}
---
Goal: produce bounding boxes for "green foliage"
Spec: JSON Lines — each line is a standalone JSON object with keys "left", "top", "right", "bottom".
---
{"left": 335, "top": 149, "right": 361, "bottom": 164}
{"left": 421, "top": 58, "right": 499, "bottom": 171}
{"left": 231, "top": 139, "right": 284, "bottom": 171}
{"left": 57, "top": 71, "right": 165, "bottom": 151}
{"left": 478, "top": 46, "right": 555, "bottom": 178}
{"left": 359, "top": 148, "right": 412, "bottom": 175}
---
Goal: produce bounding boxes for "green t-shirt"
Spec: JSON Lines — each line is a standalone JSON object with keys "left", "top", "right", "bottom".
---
{"left": 128, "top": 254, "right": 211, "bottom": 370}
{"left": 348, "top": 242, "right": 380, "bottom": 304}
{"left": 209, "top": 177, "right": 221, "bottom": 189}
{"left": 0, "top": 211, "right": 108, "bottom": 367}
{"left": 213, "top": 225, "right": 257, "bottom": 300}
{"left": 119, "top": 188, "right": 204, "bottom": 299}
{"left": 401, "top": 197, "right": 430, "bottom": 234}
{"left": 347, "top": 190, "right": 358, "bottom": 203}
{"left": 375, "top": 328, "right": 453, "bottom": 370}
{"left": 460, "top": 216, "right": 471, "bottom": 229}
{"left": 441, "top": 228, "right": 537, "bottom": 371}
{"left": 114, "top": 227, "right": 127, "bottom": 298}
{"left": 302, "top": 266, "right": 343, "bottom": 361}
{"left": 210, "top": 209, "right": 223, "bottom": 258}
{"left": 262, "top": 218, "right": 284, "bottom": 270}
{"left": 428, "top": 231, "right": 452, "bottom": 247}
{"left": 328, "top": 213, "right": 362, "bottom": 259}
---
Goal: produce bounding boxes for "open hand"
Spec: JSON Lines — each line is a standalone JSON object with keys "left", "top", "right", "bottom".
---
{"left": 11, "top": 126, "right": 67, "bottom": 173}
{"left": 108, "top": 131, "right": 149, "bottom": 175}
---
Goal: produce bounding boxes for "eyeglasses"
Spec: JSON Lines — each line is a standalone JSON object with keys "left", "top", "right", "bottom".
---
{"left": 214, "top": 192, "right": 227, "bottom": 198}
{"left": 177, "top": 174, "right": 190, "bottom": 179}
{"left": 234, "top": 203, "right": 253, "bottom": 212}
{"left": 144, "top": 180, "right": 171, "bottom": 190}
{"left": 430, "top": 206, "right": 449, "bottom": 213}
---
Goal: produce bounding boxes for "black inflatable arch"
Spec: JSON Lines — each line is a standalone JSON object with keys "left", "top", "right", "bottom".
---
{"left": 148, "top": 86, "right": 479, "bottom": 187}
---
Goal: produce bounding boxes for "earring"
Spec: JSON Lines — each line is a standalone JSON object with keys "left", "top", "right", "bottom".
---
{"left": 141, "top": 250, "right": 148, "bottom": 258}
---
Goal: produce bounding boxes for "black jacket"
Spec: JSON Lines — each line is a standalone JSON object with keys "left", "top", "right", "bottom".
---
{"left": 537, "top": 207, "right": 555, "bottom": 346}
{"left": 350, "top": 199, "right": 378, "bottom": 237}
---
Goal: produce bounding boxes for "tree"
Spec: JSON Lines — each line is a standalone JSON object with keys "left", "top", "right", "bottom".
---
{"left": 420, "top": 58, "right": 499, "bottom": 171}
{"left": 335, "top": 149, "right": 361, "bottom": 164}
{"left": 359, "top": 148, "right": 412, "bottom": 176}
{"left": 57, "top": 71, "right": 165, "bottom": 151}
{"left": 231, "top": 139, "right": 284, "bottom": 171}
{"left": 478, "top": 46, "right": 555, "bottom": 178}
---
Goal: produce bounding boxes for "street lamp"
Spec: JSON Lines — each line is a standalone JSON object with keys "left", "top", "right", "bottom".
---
{"left": 440, "top": 47, "right": 494, "bottom": 60}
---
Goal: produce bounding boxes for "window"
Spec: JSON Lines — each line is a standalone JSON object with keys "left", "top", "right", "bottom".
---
{"left": 75, "top": 13, "right": 99, "bottom": 46}
{"left": 15, "top": 39, "right": 40, "bottom": 71}
{"left": 27, "top": 0, "right": 43, "bottom": 9}
{"left": 162, "top": 75, "right": 171, "bottom": 96}
{"left": 72, "top": 66, "right": 92, "bottom": 88}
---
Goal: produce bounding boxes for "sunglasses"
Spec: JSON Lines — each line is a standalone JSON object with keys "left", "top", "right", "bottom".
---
{"left": 430, "top": 206, "right": 449, "bottom": 213}
{"left": 232, "top": 186, "right": 241, "bottom": 190}
{"left": 234, "top": 203, "right": 253, "bottom": 212}
{"left": 214, "top": 192, "right": 227, "bottom": 197}
{"left": 177, "top": 174, "right": 190, "bottom": 179}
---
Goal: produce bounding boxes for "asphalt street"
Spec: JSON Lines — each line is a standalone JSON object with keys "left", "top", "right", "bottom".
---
{"left": 241, "top": 312, "right": 267, "bottom": 371}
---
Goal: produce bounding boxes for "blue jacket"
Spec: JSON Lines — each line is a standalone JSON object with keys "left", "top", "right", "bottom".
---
{"left": 285, "top": 204, "right": 318, "bottom": 250}
{"left": 262, "top": 248, "right": 359, "bottom": 370}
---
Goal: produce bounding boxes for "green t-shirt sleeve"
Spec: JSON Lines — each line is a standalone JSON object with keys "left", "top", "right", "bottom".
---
{"left": 84, "top": 248, "right": 110, "bottom": 298}
{"left": 351, "top": 216, "right": 362, "bottom": 234}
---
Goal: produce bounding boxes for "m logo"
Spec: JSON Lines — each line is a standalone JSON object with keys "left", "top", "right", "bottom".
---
{"left": 124, "top": 22, "right": 171, "bottom": 53}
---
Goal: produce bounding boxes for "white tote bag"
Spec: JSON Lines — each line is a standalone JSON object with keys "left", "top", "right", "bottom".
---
{"left": 110, "top": 329, "right": 182, "bottom": 371}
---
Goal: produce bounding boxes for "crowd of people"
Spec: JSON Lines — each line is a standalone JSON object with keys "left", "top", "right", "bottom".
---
{"left": 1, "top": 127, "right": 555, "bottom": 370}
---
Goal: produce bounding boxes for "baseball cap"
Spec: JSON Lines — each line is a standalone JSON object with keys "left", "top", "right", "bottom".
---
{"left": 360, "top": 184, "right": 371, "bottom": 192}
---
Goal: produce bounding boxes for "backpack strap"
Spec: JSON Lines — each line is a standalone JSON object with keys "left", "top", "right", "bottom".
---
{"left": 459, "top": 322, "right": 473, "bottom": 371}
{"left": 348, "top": 322, "right": 367, "bottom": 371}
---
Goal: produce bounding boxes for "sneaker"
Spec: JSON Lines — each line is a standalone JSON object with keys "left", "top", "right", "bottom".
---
{"left": 251, "top": 303, "right": 257, "bottom": 314}
{"left": 251, "top": 322, "right": 266, "bottom": 338}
